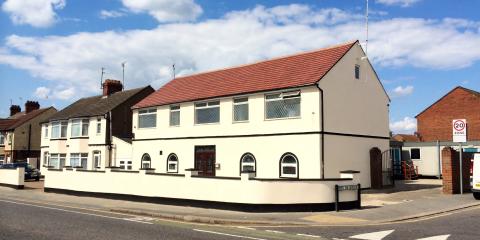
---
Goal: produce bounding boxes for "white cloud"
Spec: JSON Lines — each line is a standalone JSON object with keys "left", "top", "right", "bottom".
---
{"left": 121, "top": 0, "right": 202, "bottom": 22}
{"left": 391, "top": 85, "right": 414, "bottom": 97}
{"left": 0, "top": 4, "right": 480, "bottom": 100}
{"left": 55, "top": 87, "right": 75, "bottom": 100}
{"left": 1, "top": 0, "right": 66, "bottom": 28}
{"left": 100, "top": 10, "right": 126, "bottom": 19}
{"left": 376, "top": 0, "right": 422, "bottom": 7}
{"left": 34, "top": 86, "right": 51, "bottom": 99}
{"left": 390, "top": 117, "right": 417, "bottom": 133}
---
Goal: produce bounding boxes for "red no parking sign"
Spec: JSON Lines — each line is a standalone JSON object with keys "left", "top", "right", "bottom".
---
{"left": 452, "top": 119, "right": 467, "bottom": 143}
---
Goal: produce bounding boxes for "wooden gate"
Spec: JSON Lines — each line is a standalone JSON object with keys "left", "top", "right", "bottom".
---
{"left": 370, "top": 147, "right": 395, "bottom": 189}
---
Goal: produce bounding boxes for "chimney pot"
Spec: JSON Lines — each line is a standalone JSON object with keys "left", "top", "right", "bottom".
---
{"left": 25, "top": 101, "right": 40, "bottom": 113}
{"left": 10, "top": 105, "right": 21, "bottom": 116}
{"left": 102, "top": 79, "right": 123, "bottom": 96}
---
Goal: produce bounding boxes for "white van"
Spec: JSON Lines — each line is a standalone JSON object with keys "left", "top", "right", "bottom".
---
{"left": 473, "top": 153, "right": 480, "bottom": 200}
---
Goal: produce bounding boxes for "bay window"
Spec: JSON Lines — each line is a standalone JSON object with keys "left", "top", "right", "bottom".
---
{"left": 71, "top": 119, "right": 89, "bottom": 137}
{"left": 51, "top": 121, "right": 68, "bottom": 139}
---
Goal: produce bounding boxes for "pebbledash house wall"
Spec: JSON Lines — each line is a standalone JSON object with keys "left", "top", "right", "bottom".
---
{"left": 131, "top": 43, "right": 390, "bottom": 188}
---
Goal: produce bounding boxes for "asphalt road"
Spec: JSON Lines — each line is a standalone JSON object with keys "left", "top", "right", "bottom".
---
{"left": 0, "top": 197, "right": 479, "bottom": 240}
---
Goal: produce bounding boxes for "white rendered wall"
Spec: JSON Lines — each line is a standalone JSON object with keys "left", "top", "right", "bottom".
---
{"left": 44, "top": 168, "right": 359, "bottom": 205}
{"left": 0, "top": 167, "right": 24, "bottom": 187}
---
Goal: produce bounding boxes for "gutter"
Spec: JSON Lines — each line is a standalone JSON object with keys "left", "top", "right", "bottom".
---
{"left": 316, "top": 84, "right": 325, "bottom": 179}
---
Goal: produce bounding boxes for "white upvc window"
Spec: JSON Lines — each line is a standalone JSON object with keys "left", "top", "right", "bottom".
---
{"left": 280, "top": 153, "right": 298, "bottom": 178}
{"left": 119, "top": 160, "right": 132, "bottom": 170}
{"left": 240, "top": 153, "right": 256, "bottom": 173}
{"left": 167, "top": 153, "right": 178, "bottom": 173}
{"left": 43, "top": 152, "right": 49, "bottom": 166}
{"left": 93, "top": 151, "right": 101, "bottom": 169}
{"left": 233, "top": 97, "right": 249, "bottom": 122}
{"left": 195, "top": 101, "right": 220, "bottom": 124}
{"left": 141, "top": 153, "right": 151, "bottom": 169}
{"left": 49, "top": 153, "right": 66, "bottom": 169}
{"left": 0, "top": 133, "right": 4, "bottom": 146}
{"left": 138, "top": 108, "right": 157, "bottom": 128}
{"left": 43, "top": 125, "right": 48, "bottom": 139}
{"left": 169, "top": 105, "right": 180, "bottom": 126}
{"left": 71, "top": 119, "right": 89, "bottom": 137}
{"left": 70, "top": 153, "right": 88, "bottom": 168}
{"left": 265, "top": 91, "right": 301, "bottom": 119}
{"left": 51, "top": 121, "right": 68, "bottom": 139}
{"left": 96, "top": 118, "right": 101, "bottom": 134}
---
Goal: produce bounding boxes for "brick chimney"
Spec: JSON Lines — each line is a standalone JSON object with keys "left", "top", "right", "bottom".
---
{"left": 102, "top": 79, "right": 123, "bottom": 96}
{"left": 10, "top": 105, "right": 21, "bottom": 116}
{"left": 25, "top": 101, "right": 40, "bottom": 113}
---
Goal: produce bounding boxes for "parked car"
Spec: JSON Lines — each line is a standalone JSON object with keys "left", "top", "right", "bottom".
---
{"left": 0, "top": 162, "right": 41, "bottom": 181}
{"left": 473, "top": 153, "right": 480, "bottom": 200}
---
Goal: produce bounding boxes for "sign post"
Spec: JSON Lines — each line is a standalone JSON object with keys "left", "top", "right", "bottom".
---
{"left": 452, "top": 119, "right": 467, "bottom": 194}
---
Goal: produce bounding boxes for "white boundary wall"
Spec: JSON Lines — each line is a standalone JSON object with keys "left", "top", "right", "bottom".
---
{"left": 0, "top": 167, "right": 24, "bottom": 188}
{"left": 45, "top": 168, "right": 359, "bottom": 205}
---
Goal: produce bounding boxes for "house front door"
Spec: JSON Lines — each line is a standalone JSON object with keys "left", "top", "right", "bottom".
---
{"left": 195, "top": 146, "right": 215, "bottom": 176}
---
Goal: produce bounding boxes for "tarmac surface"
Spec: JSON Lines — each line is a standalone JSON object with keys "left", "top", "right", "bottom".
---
{"left": 1, "top": 179, "right": 479, "bottom": 240}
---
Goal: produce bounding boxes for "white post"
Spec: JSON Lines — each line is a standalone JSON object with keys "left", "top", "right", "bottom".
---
{"left": 460, "top": 143, "right": 463, "bottom": 194}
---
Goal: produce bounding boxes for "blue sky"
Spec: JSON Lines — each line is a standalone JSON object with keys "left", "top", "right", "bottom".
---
{"left": 0, "top": 0, "right": 479, "bottom": 133}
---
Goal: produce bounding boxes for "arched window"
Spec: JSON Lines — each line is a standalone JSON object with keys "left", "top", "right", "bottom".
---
{"left": 240, "top": 153, "right": 256, "bottom": 174}
{"left": 280, "top": 153, "right": 298, "bottom": 178}
{"left": 141, "top": 153, "right": 151, "bottom": 169}
{"left": 167, "top": 153, "right": 178, "bottom": 173}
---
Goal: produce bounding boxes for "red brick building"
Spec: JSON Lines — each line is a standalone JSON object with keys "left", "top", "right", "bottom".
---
{"left": 416, "top": 86, "right": 480, "bottom": 142}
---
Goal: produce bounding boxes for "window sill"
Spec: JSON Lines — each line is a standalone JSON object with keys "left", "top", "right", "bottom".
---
{"left": 194, "top": 122, "right": 220, "bottom": 126}
{"left": 264, "top": 116, "right": 301, "bottom": 121}
{"left": 137, "top": 127, "right": 157, "bottom": 130}
{"left": 233, "top": 120, "right": 249, "bottom": 124}
{"left": 50, "top": 138, "right": 67, "bottom": 141}
{"left": 70, "top": 136, "right": 89, "bottom": 139}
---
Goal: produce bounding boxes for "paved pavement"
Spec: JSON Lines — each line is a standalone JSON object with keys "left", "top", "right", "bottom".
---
{"left": 2, "top": 179, "right": 480, "bottom": 226}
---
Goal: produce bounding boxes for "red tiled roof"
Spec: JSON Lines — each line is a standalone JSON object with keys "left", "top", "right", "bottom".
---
{"left": 134, "top": 40, "right": 358, "bottom": 109}
{"left": 392, "top": 134, "right": 420, "bottom": 142}
{"left": 0, "top": 107, "right": 55, "bottom": 131}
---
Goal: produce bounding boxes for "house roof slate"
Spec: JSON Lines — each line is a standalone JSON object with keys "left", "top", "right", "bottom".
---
{"left": 0, "top": 107, "right": 55, "bottom": 131}
{"left": 48, "top": 86, "right": 152, "bottom": 121}
{"left": 134, "top": 40, "right": 358, "bottom": 109}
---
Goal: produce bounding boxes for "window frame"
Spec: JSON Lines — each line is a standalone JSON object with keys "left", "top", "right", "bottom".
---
{"left": 43, "top": 124, "right": 48, "bottom": 139}
{"left": 166, "top": 153, "right": 179, "bottom": 173}
{"left": 96, "top": 118, "right": 101, "bottom": 135}
{"left": 411, "top": 148, "right": 421, "bottom": 160}
{"left": 279, "top": 152, "right": 299, "bottom": 178}
{"left": 239, "top": 152, "right": 256, "bottom": 176}
{"left": 51, "top": 121, "right": 68, "bottom": 139}
{"left": 138, "top": 108, "right": 157, "bottom": 129}
{"left": 355, "top": 64, "right": 360, "bottom": 80}
{"left": 0, "top": 133, "right": 4, "bottom": 146}
{"left": 141, "top": 153, "right": 152, "bottom": 169}
{"left": 264, "top": 90, "right": 301, "bottom": 120}
{"left": 92, "top": 151, "right": 101, "bottom": 169}
{"left": 70, "top": 119, "right": 89, "bottom": 137}
{"left": 43, "top": 151, "right": 49, "bottom": 166}
{"left": 194, "top": 100, "right": 220, "bottom": 125}
{"left": 233, "top": 97, "right": 249, "bottom": 123}
{"left": 169, "top": 105, "right": 180, "bottom": 126}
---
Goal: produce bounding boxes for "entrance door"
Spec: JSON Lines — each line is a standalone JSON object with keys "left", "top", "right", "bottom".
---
{"left": 195, "top": 146, "right": 215, "bottom": 176}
